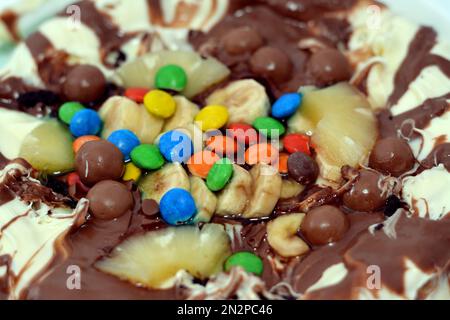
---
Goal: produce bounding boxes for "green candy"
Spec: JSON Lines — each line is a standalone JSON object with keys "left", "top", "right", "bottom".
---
{"left": 130, "top": 144, "right": 165, "bottom": 170}
{"left": 206, "top": 157, "right": 233, "bottom": 192}
{"left": 253, "top": 117, "right": 286, "bottom": 138}
{"left": 58, "top": 102, "right": 85, "bottom": 124}
{"left": 224, "top": 252, "right": 264, "bottom": 276}
{"left": 155, "top": 64, "right": 188, "bottom": 92}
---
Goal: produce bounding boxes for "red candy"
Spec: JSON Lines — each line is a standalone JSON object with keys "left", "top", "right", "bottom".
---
{"left": 283, "top": 133, "right": 311, "bottom": 155}
{"left": 227, "top": 123, "right": 258, "bottom": 145}
{"left": 125, "top": 88, "right": 149, "bottom": 103}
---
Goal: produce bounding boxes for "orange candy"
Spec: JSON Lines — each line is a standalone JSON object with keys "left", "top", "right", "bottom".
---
{"left": 276, "top": 152, "right": 289, "bottom": 173}
{"left": 125, "top": 87, "right": 149, "bottom": 103}
{"left": 187, "top": 150, "right": 220, "bottom": 178}
{"left": 73, "top": 135, "right": 101, "bottom": 153}
{"left": 245, "top": 143, "right": 278, "bottom": 165}
{"left": 206, "top": 135, "right": 239, "bottom": 156}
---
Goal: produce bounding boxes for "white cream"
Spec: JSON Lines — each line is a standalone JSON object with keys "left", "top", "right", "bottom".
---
{"left": 349, "top": 8, "right": 419, "bottom": 110}
{"left": 402, "top": 165, "right": 450, "bottom": 220}
{"left": 305, "top": 263, "right": 349, "bottom": 294}
{"left": 391, "top": 67, "right": 450, "bottom": 116}
{"left": 0, "top": 43, "right": 42, "bottom": 86}
{"left": 0, "top": 162, "right": 88, "bottom": 299}
{"left": 0, "top": 108, "right": 44, "bottom": 159}
{"left": 409, "top": 110, "right": 450, "bottom": 162}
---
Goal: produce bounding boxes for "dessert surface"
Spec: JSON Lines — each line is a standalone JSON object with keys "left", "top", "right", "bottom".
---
{"left": 0, "top": 0, "right": 449, "bottom": 300}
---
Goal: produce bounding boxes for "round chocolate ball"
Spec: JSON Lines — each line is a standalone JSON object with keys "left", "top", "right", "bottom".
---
{"left": 63, "top": 64, "right": 106, "bottom": 103}
{"left": 369, "top": 137, "right": 415, "bottom": 177}
{"left": 222, "top": 26, "right": 264, "bottom": 55}
{"left": 309, "top": 49, "right": 352, "bottom": 85}
{"left": 287, "top": 152, "right": 319, "bottom": 185}
{"left": 75, "top": 140, "right": 124, "bottom": 186}
{"left": 250, "top": 46, "right": 292, "bottom": 82}
{"left": 343, "top": 169, "right": 387, "bottom": 212}
{"left": 300, "top": 205, "right": 349, "bottom": 245}
{"left": 87, "top": 180, "right": 133, "bottom": 220}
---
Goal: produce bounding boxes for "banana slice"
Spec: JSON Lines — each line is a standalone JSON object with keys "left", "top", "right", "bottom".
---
{"left": 280, "top": 179, "right": 305, "bottom": 199}
{"left": 206, "top": 79, "right": 270, "bottom": 125}
{"left": 99, "top": 96, "right": 164, "bottom": 144}
{"left": 190, "top": 176, "right": 217, "bottom": 223}
{"left": 287, "top": 112, "right": 315, "bottom": 135}
{"left": 215, "top": 165, "right": 252, "bottom": 216}
{"left": 138, "top": 163, "right": 190, "bottom": 203}
{"left": 243, "top": 164, "right": 282, "bottom": 218}
{"left": 267, "top": 214, "right": 309, "bottom": 258}
{"left": 163, "top": 96, "right": 200, "bottom": 132}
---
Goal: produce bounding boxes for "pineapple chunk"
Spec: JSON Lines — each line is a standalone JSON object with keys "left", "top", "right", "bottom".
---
{"left": 96, "top": 224, "right": 231, "bottom": 289}
{"left": 288, "top": 83, "right": 377, "bottom": 182}
{"left": 19, "top": 120, "right": 75, "bottom": 174}
{"left": 117, "top": 51, "right": 230, "bottom": 98}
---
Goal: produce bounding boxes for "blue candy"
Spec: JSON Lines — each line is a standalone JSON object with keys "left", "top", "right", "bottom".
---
{"left": 69, "top": 109, "right": 102, "bottom": 138}
{"left": 271, "top": 93, "right": 303, "bottom": 119}
{"left": 160, "top": 188, "right": 197, "bottom": 225}
{"left": 158, "top": 130, "right": 193, "bottom": 163}
{"left": 107, "top": 129, "right": 140, "bottom": 161}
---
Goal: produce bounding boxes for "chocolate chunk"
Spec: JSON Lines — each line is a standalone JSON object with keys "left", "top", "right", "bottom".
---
{"left": 300, "top": 205, "right": 349, "bottom": 245}
{"left": 250, "top": 46, "right": 292, "bottom": 82}
{"left": 75, "top": 140, "right": 124, "bottom": 186}
{"left": 17, "top": 90, "right": 59, "bottom": 107}
{"left": 308, "top": 48, "right": 352, "bottom": 85}
{"left": 384, "top": 195, "right": 402, "bottom": 217}
{"left": 222, "top": 26, "right": 263, "bottom": 55}
{"left": 142, "top": 199, "right": 160, "bottom": 217}
{"left": 343, "top": 170, "right": 387, "bottom": 212}
{"left": 287, "top": 152, "right": 319, "bottom": 185}
{"left": 87, "top": 180, "right": 133, "bottom": 220}
{"left": 63, "top": 64, "right": 106, "bottom": 103}
{"left": 369, "top": 137, "right": 415, "bottom": 177}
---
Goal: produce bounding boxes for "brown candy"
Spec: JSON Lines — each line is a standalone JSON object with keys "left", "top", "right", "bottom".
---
{"left": 300, "top": 205, "right": 349, "bottom": 245}
{"left": 87, "top": 180, "right": 133, "bottom": 220}
{"left": 63, "top": 64, "right": 106, "bottom": 103}
{"left": 287, "top": 152, "right": 319, "bottom": 185}
{"left": 250, "top": 46, "right": 292, "bottom": 82}
{"left": 75, "top": 140, "right": 124, "bottom": 186}
{"left": 343, "top": 169, "right": 387, "bottom": 212}
{"left": 369, "top": 137, "right": 415, "bottom": 177}
{"left": 308, "top": 48, "right": 352, "bottom": 85}
{"left": 222, "top": 26, "right": 264, "bottom": 55}
{"left": 142, "top": 199, "right": 160, "bottom": 217}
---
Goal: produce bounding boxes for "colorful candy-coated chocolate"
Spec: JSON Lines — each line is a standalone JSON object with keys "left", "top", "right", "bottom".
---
{"left": 160, "top": 188, "right": 197, "bottom": 225}
{"left": 130, "top": 144, "right": 165, "bottom": 170}
{"left": 158, "top": 130, "right": 194, "bottom": 163}
{"left": 59, "top": 102, "right": 85, "bottom": 124}
{"left": 143, "top": 89, "right": 176, "bottom": 119}
{"left": 271, "top": 93, "right": 302, "bottom": 118}
{"left": 69, "top": 109, "right": 102, "bottom": 138}
{"left": 206, "top": 157, "right": 233, "bottom": 191}
{"left": 283, "top": 133, "right": 311, "bottom": 155}
{"left": 244, "top": 143, "right": 278, "bottom": 165}
{"left": 206, "top": 135, "right": 239, "bottom": 156}
{"left": 125, "top": 87, "right": 149, "bottom": 103}
{"left": 72, "top": 135, "right": 101, "bottom": 153}
{"left": 252, "top": 117, "right": 285, "bottom": 138}
{"left": 227, "top": 123, "right": 258, "bottom": 145}
{"left": 123, "top": 162, "right": 142, "bottom": 182}
{"left": 187, "top": 150, "right": 220, "bottom": 179}
{"left": 155, "top": 64, "right": 188, "bottom": 92}
{"left": 107, "top": 129, "right": 141, "bottom": 161}
{"left": 224, "top": 251, "right": 264, "bottom": 275}
{"left": 195, "top": 105, "right": 229, "bottom": 131}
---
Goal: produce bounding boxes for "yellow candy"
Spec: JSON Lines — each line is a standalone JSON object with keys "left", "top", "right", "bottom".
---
{"left": 195, "top": 105, "right": 229, "bottom": 131}
{"left": 143, "top": 90, "right": 176, "bottom": 119}
{"left": 123, "top": 162, "right": 142, "bottom": 182}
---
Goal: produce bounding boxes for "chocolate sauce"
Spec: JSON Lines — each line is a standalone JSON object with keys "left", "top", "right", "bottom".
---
{"left": 189, "top": 2, "right": 353, "bottom": 98}
{"left": 0, "top": 10, "right": 19, "bottom": 42}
